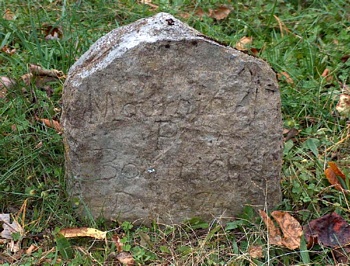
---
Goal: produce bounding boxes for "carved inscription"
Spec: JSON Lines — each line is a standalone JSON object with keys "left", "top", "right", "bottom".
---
{"left": 62, "top": 13, "right": 282, "bottom": 224}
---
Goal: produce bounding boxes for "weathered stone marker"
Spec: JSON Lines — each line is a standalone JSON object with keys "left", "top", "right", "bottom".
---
{"left": 61, "top": 12, "right": 283, "bottom": 224}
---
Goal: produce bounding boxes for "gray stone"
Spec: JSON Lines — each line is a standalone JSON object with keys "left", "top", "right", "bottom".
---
{"left": 61, "top": 12, "right": 283, "bottom": 224}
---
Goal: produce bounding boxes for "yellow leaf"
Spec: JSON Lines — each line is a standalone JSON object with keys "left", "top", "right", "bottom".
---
{"left": 59, "top": 227, "right": 107, "bottom": 240}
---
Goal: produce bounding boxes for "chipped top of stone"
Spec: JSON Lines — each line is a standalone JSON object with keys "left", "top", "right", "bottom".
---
{"left": 68, "top": 13, "right": 222, "bottom": 87}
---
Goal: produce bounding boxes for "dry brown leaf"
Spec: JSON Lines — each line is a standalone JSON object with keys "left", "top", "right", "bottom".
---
{"left": 26, "top": 244, "right": 38, "bottom": 255}
{"left": 117, "top": 252, "right": 135, "bottom": 266}
{"left": 36, "top": 117, "right": 62, "bottom": 133}
{"left": 0, "top": 214, "right": 24, "bottom": 253}
{"left": 248, "top": 245, "right": 264, "bottom": 258}
{"left": 111, "top": 234, "right": 124, "bottom": 252}
{"left": 59, "top": 227, "right": 107, "bottom": 240}
{"left": 321, "top": 68, "right": 330, "bottom": 77}
{"left": 341, "top": 55, "right": 350, "bottom": 63}
{"left": 21, "top": 73, "right": 33, "bottom": 86}
{"left": 336, "top": 94, "right": 350, "bottom": 118}
{"left": 0, "top": 76, "right": 16, "bottom": 99}
{"left": 42, "top": 23, "right": 63, "bottom": 40}
{"left": 178, "top": 12, "right": 191, "bottom": 19}
{"left": 284, "top": 128, "right": 299, "bottom": 142}
{"left": 304, "top": 212, "right": 350, "bottom": 261}
{"left": 20, "top": 64, "right": 64, "bottom": 96}
{"left": 250, "top": 47, "right": 260, "bottom": 56}
{"left": 328, "top": 162, "right": 346, "bottom": 180}
{"left": 29, "top": 64, "right": 64, "bottom": 78}
{"left": 259, "top": 210, "right": 282, "bottom": 246}
{"left": 271, "top": 211, "right": 302, "bottom": 250}
{"left": 0, "top": 76, "right": 16, "bottom": 89}
{"left": 277, "top": 71, "right": 294, "bottom": 84}
{"left": 235, "top": 36, "right": 253, "bottom": 51}
{"left": 195, "top": 8, "right": 206, "bottom": 18}
{"left": 325, "top": 167, "right": 343, "bottom": 191}
{"left": 0, "top": 214, "right": 23, "bottom": 240}
{"left": 3, "top": 9, "right": 15, "bottom": 20}
{"left": 321, "top": 68, "right": 333, "bottom": 82}
{"left": 1, "top": 46, "right": 17, "bottom": 55}
{"left": 208, "top": 6, "right": 231, "bottom": 20}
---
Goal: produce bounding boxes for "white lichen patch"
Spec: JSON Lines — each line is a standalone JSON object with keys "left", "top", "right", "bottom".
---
{"left": 68, "top": 13, "right": 219, "bottom": 87}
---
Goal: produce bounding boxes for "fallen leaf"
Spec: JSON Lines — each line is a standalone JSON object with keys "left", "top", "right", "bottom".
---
{"left": 42, "top": 23, "right": 63, "bottom": 40}
{"left": 208, "top": 6, "right": 231, "bottom": 20}
{"left": 0, "top": 213, "right": 24, "bottom": 253}
{"left": 336, "top": 94, "right": 350, "bottom": 118}
{"left": 0, "top": 76, "right": 16, "bottom": 89}
{"left": 111, "top": 234, "right": 124, "bottom": 252}
{"left": 139, "top": 231, "right": 153, "bottom": 248}
{"left": 3, "top": 9, "right": 15, "bottom": 20}
{"left": 35, "top": 117, "right": 62, "bottom": 133}
{"left": 259, "top": 210, "right": 282, "bottom": 246}
{"left": 0, "top": 214, "right": 23, "bottom": 240}
{"left": 260, "top": 210, "right": 302, "bottom": 250}
{"left": 321, "top": 68, "right": 329, "bottom": 77}
{"left": 117, "top": 252, "right": 135, "bottom": 266}
{"left": 328, "top": 162, "right": 346, "bottom": 179}
{"left": 341, "top": 55, "right": 350, "bottom": 63}
{"left": 249, "top": 47, "right": 260, "bottom": 56}
{"left": 26, "top": 244, "right": 38, "bottom": 255}
{"left": 1, "top": 46, "right": 17, "bottom": 55}
{"left": 178, "top": 12, "right": 191, "bottom": 19}
{"left": 20, "top": 64, "right": 64, "bottom": 97}
{"left": 195, "top": 8, "right": 206, "bottom": 18}
{"left": 332, "top": 246, "right": 350, "bottom": 264}
{"left": 248, "top": 245, "right": 264, "bottom": 258}
{"left": 271, "top": 211, "right": 303, "bottom": 250}
{"left": 325, "top": 167, "right": 344, "bottom": 191}
{"left": 235, "top": 36, "right": 253, "bottom": 51}
{"left": 21, "top": 73, "right": 33, "bottom": 86}
{"left": 321, "top": 68, "right": 333, "bottom": 82}
{"left": 59, "top": 227, "right": 107, "bottom": 240}
{"left": 0, "top": 76, "right": 16, "bottom": 99}
{"left": 303, "top": 212, "right": 350, "bottom": 248}
{"left": 277, "top": 72, "right": 294, "bottom": 84}
{"left": 29, "top": 64, "right": 64, "bottom": 78}
{"left": 283, "top": 128, "right": 299, "bottom": 142}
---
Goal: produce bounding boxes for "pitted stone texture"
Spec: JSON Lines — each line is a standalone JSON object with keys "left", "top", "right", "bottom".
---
{"left": 62, "top": 12, "right": 283, "bottom": 224}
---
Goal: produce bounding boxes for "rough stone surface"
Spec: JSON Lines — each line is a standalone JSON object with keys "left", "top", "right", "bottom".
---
{"left": 61, "top": 12, "right": 283, "bottom": 224}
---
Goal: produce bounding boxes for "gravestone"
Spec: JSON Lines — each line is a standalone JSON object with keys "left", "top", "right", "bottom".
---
{"left": 61, "top": 12, "right": 283, "bottom": 224}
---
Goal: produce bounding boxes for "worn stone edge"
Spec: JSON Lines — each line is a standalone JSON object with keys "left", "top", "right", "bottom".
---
{"left": 66, "top": 12, "right": 265, "bottom": 88}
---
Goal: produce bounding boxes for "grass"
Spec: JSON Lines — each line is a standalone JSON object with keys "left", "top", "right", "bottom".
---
{"left": 1, "top": 0, "right": 350, "bottom": 265}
